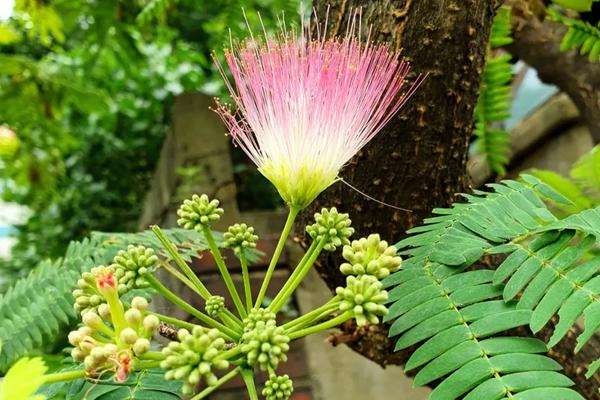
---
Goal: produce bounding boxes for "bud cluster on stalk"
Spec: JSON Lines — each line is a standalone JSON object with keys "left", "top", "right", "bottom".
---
{"left": 306, "top": 207, "right": 354, "bottom": 252}
{"left": 263, "top": 374, "right": 294, "bottom": 400}
{"left": 68, "top": 293, "right": 159, "bottom": 382}
{"left": 240, "top": 309, "right": 290, "bottom": 371}
{"left": 73, "top": 246, "right": 157, "bottom": 315}
{"left": 161, "top": 327, "right": 229, "bottom": 394}
{"left": 177, "top": 194, "right": 224, "bottom": 229}
{"left": 334, "top": 233, "right": 398, "bottom": 325}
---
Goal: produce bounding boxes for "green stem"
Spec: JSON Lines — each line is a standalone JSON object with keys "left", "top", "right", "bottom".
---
{"left": 240, "top": 367, "right": 259, "bottom": 400}
{"left": 288, "top": 311, "right": 353, "bottom": 340}
{"left": 135, "top": 360, "right": 162, "bottom": 370}
{"left": 104, "top": 290, "right": 127, "bottom": 336}
{"left": 239, "top": 250, "right": 253, "bottom": 313}
{"left": 151, "top": 226, "right": 211, "bottom": 299}
{"left": 42, "top": 369, "right": 86, "bottom": 384}
{"left": 255, "top": 206, "right": 300, "bottom": 308}
{"left": 219, "top": 310, "right": 242, "bottom": 329}
{"left": 144, "top": 273, "right": 240, "bottom": 341}
{"left": 149, "top": 310, "right": 196, "bottom": 330}
{"left": 157, "top": 260, "right": 242, "bottom": 329}
{"left": 270, "top": 238, "right": 326, "bottom": 313}
{"left": 158, "top": 260, "right": 204, "bottom": 297}
{"left": 191, "top": 367, "right": 241, "bottom": 400}
{"left": 215, "top": 345, "right": 242, "bottom": 362}
{"left": 283, "top": 298, "right": 340, "bottom": 332}
{"left": 139, "top": 351, "right": 166, "bottom": 361}
{"left": 269, "top": 241, "right": 317, "bottom": 311}
{"left": 202, "top": 225, "right": 247, "bottom": 318}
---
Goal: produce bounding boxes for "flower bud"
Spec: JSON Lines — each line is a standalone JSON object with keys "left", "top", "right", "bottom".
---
{"left": 131, "top": 296, "right": 149, "bottom": 311}
{"left": 83, "top": 312, "right": 103, "bottom": 329}
{"left": 223, "top": 223, "right": 258, "bottom": 251}
{"left": 143, "top": 314, "right": 160, "bottom": 333}
{"left": 177, "top": 194, "right": 224, "bottom": 230}
{"left": 205, "top": 295, "right": 225, "bottom": 317}
{"left": 339, "top": 234, "right": 401, "bottom": 279}
{"left": 133, "top": 338, "right": 151, "bottom": 355}
{"left": 120, "top": 328, "right": 139, "bottom": 345}
{"left": 336, "top": 275, "right": 389, "bottom": 326}
{"left": 98, "top": 303, "right": 111, "bottom": 319}
{"left": 240, "top": 309, "right": 290, "bottom": 371}
{"left": 125, "top": 308, "right": 142, "bottom": 326}
{"left": 263, "top": 374, "right": 294, "bottom": 400}
{"left": 306, "top": 208, "right": 354, "bottom": 252}
{"left": 161, "top": 327, "right": 229, "bottom": 393}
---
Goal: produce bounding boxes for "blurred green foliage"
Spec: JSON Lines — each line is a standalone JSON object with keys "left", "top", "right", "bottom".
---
{"left": 0, "top": 0, "right": 301, "bottom": 287}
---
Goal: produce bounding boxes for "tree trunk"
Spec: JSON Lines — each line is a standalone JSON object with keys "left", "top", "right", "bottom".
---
{"left": 297, "top": 0, "right": 600, "bottom": 398}
{"left": 298, "top": 0, "right": 494, "bottom": 362}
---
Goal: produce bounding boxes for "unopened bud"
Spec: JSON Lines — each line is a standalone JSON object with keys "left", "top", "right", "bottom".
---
{"left": 120, "top": 328, "right": 139, "bottom": 345}
{"left": 133, "top": 338, "right": 151, "bottom": 355}
{"left": 143, "top": 315, "right": 160, "bottom": 333}
{"left": 125, "top": 308, "right": 142, "bottom": 326}
{"left": 131, "top": 296, "right": 149, "bottom": 311}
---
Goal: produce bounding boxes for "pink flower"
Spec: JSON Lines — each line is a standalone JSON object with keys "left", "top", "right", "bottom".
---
{"left": 214, "top": 12, "right": 423, "bottom": 209}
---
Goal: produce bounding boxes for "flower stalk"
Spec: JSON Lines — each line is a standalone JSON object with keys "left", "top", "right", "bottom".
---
{"left": 255, "top": 206, "right": 299, "bottom": 308}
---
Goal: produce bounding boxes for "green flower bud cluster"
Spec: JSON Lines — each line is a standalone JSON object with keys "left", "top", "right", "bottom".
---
{"left": 177, "top": 194, "right": 224, "bottom": 230}
{"left": 263, "top": 374, "right": 294, "bottom": 400}
{"left": 68, "top": 296, "right": 158, "bottom": 380}
{"left": 73, "top": 265, "right": 122, "bottom": 315}
{"left": 240, "top": 308, "right": 290, "bottom": 371}
{"left": 306, "top": 208, "right": 354, "bottom": 252}
{"left": 336, "top": 275, "right": 389, "bottom": 326}
{"left": 223, "top": 223, "right": 258, "bottom": 251}
{"left": 205, "top": 295, "right": 225, "bottom": 317}
{"left": 340, "top": 234, "right": 402, "bottom": 279}
{"left": 111, "top": 245, "right": 157, "bottom": 290}
{"left": 161, "top": 327, "right": 229, "bottom": 394}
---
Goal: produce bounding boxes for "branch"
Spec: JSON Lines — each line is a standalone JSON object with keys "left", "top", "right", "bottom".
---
{"left": 506, "top": 0, "right": 600, "bottom": 141}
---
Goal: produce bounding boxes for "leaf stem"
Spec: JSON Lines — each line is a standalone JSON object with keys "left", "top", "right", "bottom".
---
{"left": 144, "top": 273, "right": 240, "bottom": 341}
{"left": 202, "top": 225, "right": 247, "bottom": 318}
{"left": 270, "top": 238, "right": 326, "bottom": 313}
{"left": 255, "top": 206, "right": 299, "bottom": 308}
{"left": 139, "top": 351, "right": 166, "bottom": 361}
{"left": 151, "top": 226, "right": 211, "bottom": 299}
{"left": 239, "top": 250, "right": 253, "bottom": 313}
{"left": 191, "top": 367, "right": 241, "bottom": 400}
{"left": 148, "top": 310, "right": 195, "bottom": 330}
{"left": 282, "top": 298, "right": 340, "bottom": 333}
{"left": 288, "top": 311, "right": 353, "bottom": 340}
{"left": 240, "top": 367, "right": 259, "bottom": 400}
{"left": 42, "top": 369, "right": 86, "bottom": 384}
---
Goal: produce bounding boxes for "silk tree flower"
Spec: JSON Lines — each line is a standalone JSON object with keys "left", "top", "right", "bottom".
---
{"left": 214, "top": 14, "right": 423, "bottom": 210}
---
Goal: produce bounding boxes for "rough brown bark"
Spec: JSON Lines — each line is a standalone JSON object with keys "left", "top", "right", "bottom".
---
{"left": 507, "top": 0, "right": 600, "bottom": 142}
{"left": 297, "top": 0, "right": 494, "bottom": 365}
{"left": 297, "top": 0, "right": 600, "bottom": 398}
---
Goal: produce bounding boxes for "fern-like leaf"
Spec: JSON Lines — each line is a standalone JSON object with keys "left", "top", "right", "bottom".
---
{"left": 385, "top": 175, "right": 592, "bottom": 399}
{"left": 474, "top": 7, "right": 514, "bottom": 175}
{"left": 549, "top": 6, "right": 600, "bottom": 63}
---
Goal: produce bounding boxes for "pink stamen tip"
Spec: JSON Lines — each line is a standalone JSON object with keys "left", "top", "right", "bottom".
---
{"left": 113, "top": 353, "right": 132, "bottom": 383}
{"left": 96, "top": 271, "right": 116, "bottom": 289}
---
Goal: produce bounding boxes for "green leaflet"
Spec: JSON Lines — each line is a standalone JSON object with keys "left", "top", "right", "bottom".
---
{"left": 474, "top": 6, "right": 514, "bottom": 175}
{"left": 38, "top": 368, "right": 182, "bottom": 399}
{"left": 549, "top": 6, "right": 600, "bottom": 63}
{"left": 387, "top": 176, "right": 593, "bottom": 398}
